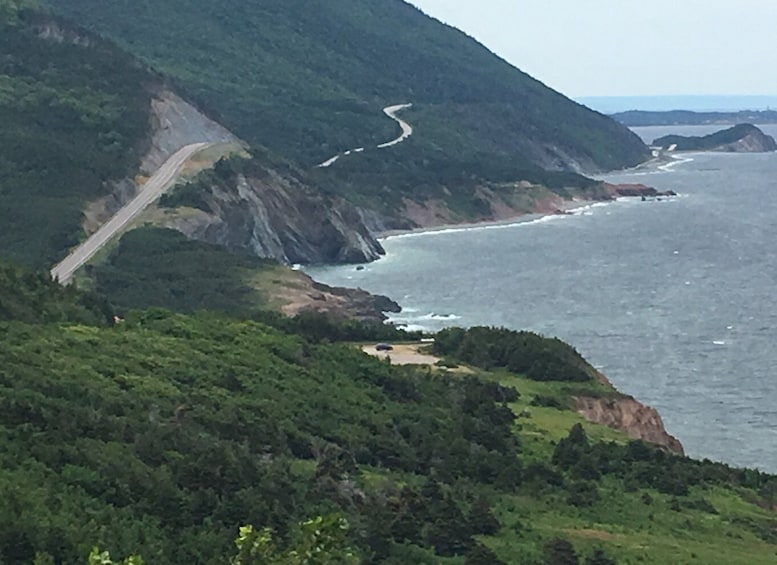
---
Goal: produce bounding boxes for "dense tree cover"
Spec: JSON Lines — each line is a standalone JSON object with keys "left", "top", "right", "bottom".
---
{"left": 0, "top": 307, "right": 522, "bottom": 563}
{"left": 47, "top": 0, "right": 648, "bottom": 207}
{"left": 2, "top": 265, "right": 777, "bottom": 563}
{"left": 88, "top": 227, "right": 275, "bottom": 315}
{"left": 0, "top": 262, "right": 113, "bottom": 324}
{"left": 254, "top": 310, "right": 422, "bottom": 345}
{"left": 0, "top": 7, "right": 153, "bottom": 267}
{"left": 553, "top": 424, "right": 777, "bottom": 506}
{"left": 653, "top": 123, "right": 777, "bottom": 151}
{"left": 433, "top": 326, "right": 595, "bottom": 382}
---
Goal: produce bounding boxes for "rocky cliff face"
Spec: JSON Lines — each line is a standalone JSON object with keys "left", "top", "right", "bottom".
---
{"left": 83, "top": 89, "right": 242, "bottom": 234}
{"left": 160, "top": 168, "right": 385, "bottom": 265}
{"left": 262, "top": 269, "right": 400, "bottom": 323}
{"left": 605, "top": 183, "right": 677, "bottom": 198}
{"left": 83, "top": 87, "right": 385, "bottom": 266}
{"left": 715, "top": 129, "right": 777, "bottom": 152}
{"left": 574, "top": 395, "right": 684, "bottom": 454}
{"left": 139, "top": 90, "right": 241, "bottom": 174}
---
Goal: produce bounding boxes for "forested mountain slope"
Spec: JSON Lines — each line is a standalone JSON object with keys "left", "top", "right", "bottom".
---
{"left": 0, "top": 4, "right": 154, "bottom": 267}
{"left": 47, "top": 0, "right": 649, "bottom": 180}
{"left": 0, "top": 1, "right": 391, "bottom": 277}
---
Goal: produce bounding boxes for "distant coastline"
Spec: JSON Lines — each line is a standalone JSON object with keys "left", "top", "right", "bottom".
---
{"left": 578, "top": 94, "right": 777, "bottom": 114}
{"left": 612, "top": 109, "right": 777, "bottom": 128}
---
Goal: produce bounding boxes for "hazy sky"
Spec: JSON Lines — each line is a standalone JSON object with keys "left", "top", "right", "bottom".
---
{"left": 409, "top": 0, "right": 777, "bottom": 98}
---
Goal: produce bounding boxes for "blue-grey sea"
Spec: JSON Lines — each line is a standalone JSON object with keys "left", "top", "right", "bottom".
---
{"left": 308, "top": 124, "right": 777, "bottom": 472}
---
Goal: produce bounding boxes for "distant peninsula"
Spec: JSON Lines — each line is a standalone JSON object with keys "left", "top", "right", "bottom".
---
{"left": 652, "top": 123, "right": 777, "bottom": 153}
{"left": 612, "top": 109, "right": 777, "bottom": 127}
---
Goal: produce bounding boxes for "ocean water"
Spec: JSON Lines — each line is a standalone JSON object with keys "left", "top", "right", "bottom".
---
{"left": 307, "top": 124, "right": 777, "bottom": 472}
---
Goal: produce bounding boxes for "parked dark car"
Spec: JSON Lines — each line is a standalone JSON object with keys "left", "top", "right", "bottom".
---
{"left": 375, "top": 343, "right": 394, "bottom": 351}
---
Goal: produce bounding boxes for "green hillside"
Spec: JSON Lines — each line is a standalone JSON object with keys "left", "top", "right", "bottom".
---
{"left": 0, "top": 261, "right": 113, "bottom": 324}
{"left": 1, "top": 263, "right": 777, "bottom": 564}
{"left": 46, "top": 0, "right": 649, "bottom": 182}
{"left": 86, "top": 227, "right": 274, "bottom": 315}
{"left": 653, "top": 124, "right": 777, "bottom": 151}
{"left": 0, "top": 3, "right": 154, "bottom": 267}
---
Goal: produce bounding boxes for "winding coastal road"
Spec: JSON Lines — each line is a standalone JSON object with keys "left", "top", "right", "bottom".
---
{"left": 51, "top": 142, "right": 213, "bottom": 285}
{"left": 317, "top": 103, "right": 413, "bottom": 168}
{"left": 52, "top": 104, "right": 413, "bottom": 282}
{"left": 377, "top": 104, "right": 413, "bottom": 148}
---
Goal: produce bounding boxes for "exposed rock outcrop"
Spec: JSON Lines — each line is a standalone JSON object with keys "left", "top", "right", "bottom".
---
{"left": 140, "top": 90, "right": 241, "bottom": 174}
{"left": 653, "top": 123, "right": 777, "bottom": 153}
{"left": 266, "top": 270, "right": 400, "bottom": 323}
{"left": 83, "top": 86, "right": 382, "bottom": 266}
{"left": 392, "top": 181, "right": 615, "bottom": 233}
{"left": 716, "top": 129, "right": 777, "bottom": 152}
{"left": 83, "top": 89, "right": 243, "bottom": 234}
{"left": 606, "top": 183, "right": 677, "bottom": 198}
{"left": 34, "top": 20, "right": 93, "bottom": 47}
{"left": 161, "top": 169, "right": 385, "bottom": 265}
{"left": 574, "top": 395, "right": 684, "bottom": 454}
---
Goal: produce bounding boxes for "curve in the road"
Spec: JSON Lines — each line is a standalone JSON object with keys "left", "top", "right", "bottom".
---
{"left": 317, "top": 103, "right": 413, "bottom": 168}
{"left": 51, "top": 142, "right": 214, "bottom": 285}
{"left": 377, "top": 104, "right": 413, "bottom": 148}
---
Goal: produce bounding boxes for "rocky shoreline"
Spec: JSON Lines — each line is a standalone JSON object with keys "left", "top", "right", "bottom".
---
{"left": 374, "top": 182, "right": 676, "bottom": 240}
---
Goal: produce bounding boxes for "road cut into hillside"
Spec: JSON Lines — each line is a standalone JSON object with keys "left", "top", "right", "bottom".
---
{"left": 317, "top": 103, "right": 413, "bottom": 167}
{"left": 51, "top": 142, "right": 214, "bottom": 284}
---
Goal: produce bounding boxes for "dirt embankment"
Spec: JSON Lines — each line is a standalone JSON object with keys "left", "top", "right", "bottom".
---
{"left": 361, "top": 344, "right": 440, "bottom": 365}
{"left": 574, "top": 395, "right": 684, "bottom": 454}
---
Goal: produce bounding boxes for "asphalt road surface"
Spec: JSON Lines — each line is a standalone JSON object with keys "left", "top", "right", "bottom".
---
{"left": 51, "top": 142, "right": 213, "bottom": 284}
{"left": 317, "top": 103, "right": 414, "bottom": 167}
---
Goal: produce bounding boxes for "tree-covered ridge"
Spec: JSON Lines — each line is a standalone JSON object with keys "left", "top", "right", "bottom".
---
{"left": 612, "top": 109, "right": 777, "bottom": 127}
{"left": 46, "top": 0, "right": 649, "bottom": 181}
{"left": 0, "top": 262, "right": 113, "bottom": 324}
{"left": 653, "top": 124, "right": 777, "bottom": 151}
{"left": 433, "top": 326, "right": 597, "bottom": 382}
{"left": 0, "top": 7, "right": 153, "bottom": 267}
